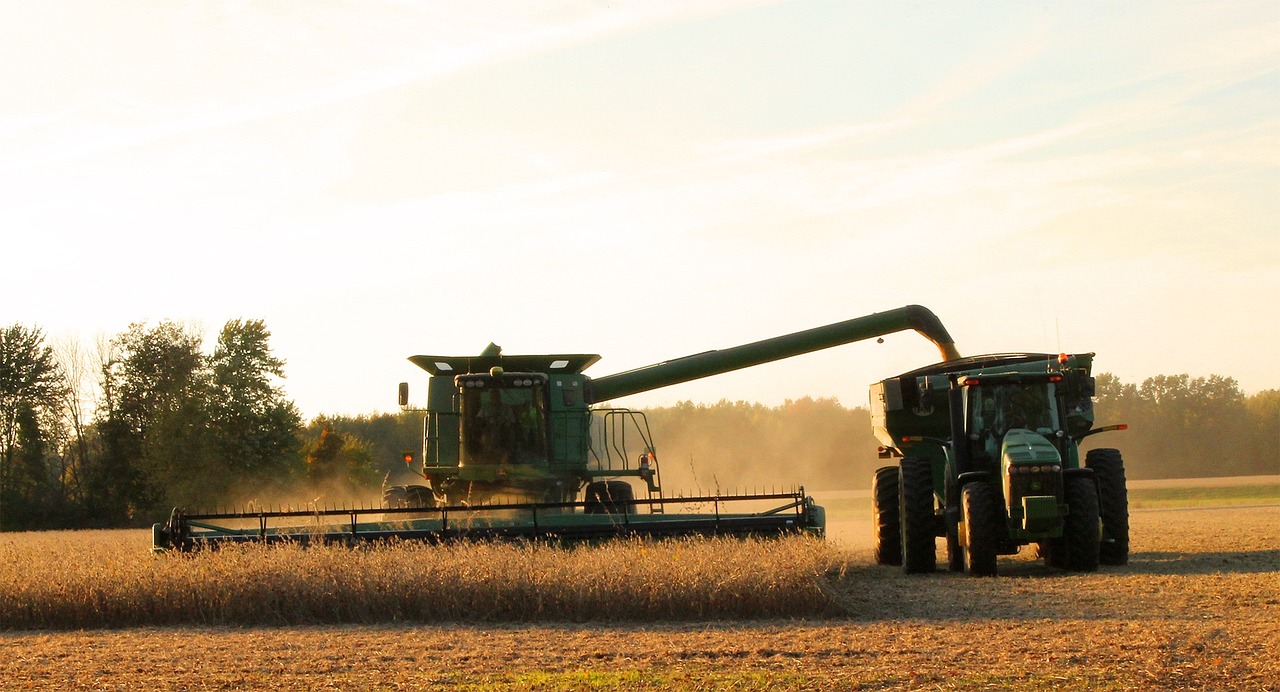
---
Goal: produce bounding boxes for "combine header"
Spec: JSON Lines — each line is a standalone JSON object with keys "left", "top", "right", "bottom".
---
{"left": 153, "top": 305, "right": 960, "bottom": 551}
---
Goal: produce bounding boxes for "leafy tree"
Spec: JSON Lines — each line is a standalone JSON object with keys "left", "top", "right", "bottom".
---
{"left": 0, "top": 324, "right": 65, "bottom": 529}
{"left": 303, "top": 419, "right": 380, "bottom": 493}
{"left": 207, "top": 320, "right": 303, "bottom": 482}
{"left": 93, "top": 321, "right": 208, "bottom": 521}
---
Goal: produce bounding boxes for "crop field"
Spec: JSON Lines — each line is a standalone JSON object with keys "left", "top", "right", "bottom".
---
{"left": 1, "top": 477, "right": 1277, "bottom": 690}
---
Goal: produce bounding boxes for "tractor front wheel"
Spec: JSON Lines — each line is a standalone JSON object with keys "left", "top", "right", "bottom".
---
{"left": 961, "top": 482, "right": 999, "bottom": 576}
{"left": 1060, "top": 476, "right": 1101, "bottom": 572}
{"left": 872, "top": 466, "right": 902, "bottom": 566}
{"left": 899, "top": 457, "right": 937, "bottom": 574}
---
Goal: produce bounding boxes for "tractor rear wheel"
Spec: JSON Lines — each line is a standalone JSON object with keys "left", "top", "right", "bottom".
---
{"left": 584, "top": 480, "right": 634, "bottom": 515}
{"left": 1061, "top": 476, "right": 1101, "bottom": 572}
{"left": 961, "top": 482, "right": 999, "bottom": 576}
{"left": 872, "top": 466, "right": 902, "bottom": 566}
{"left": 899, "top": 457, "right": 937, "bottom": 574}
{"left": 1086, "top": 448, "right": 1129, "bottom": 565}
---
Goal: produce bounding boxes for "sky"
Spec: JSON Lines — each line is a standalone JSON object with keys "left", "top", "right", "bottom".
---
{"left": 2, "top": 1, "right": 1277, "bottom": 419}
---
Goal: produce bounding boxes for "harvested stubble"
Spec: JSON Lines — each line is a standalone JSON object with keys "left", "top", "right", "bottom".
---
{"left": 0, "top": 533, "right": 843, "bottom": 629}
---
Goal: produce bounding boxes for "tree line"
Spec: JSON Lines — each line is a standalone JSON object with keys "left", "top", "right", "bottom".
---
{"left": 2, "top": 319, "right": 1276, "bottom": 531}
{"left": 0, "top": 320, "right": 382, "bottom": 531}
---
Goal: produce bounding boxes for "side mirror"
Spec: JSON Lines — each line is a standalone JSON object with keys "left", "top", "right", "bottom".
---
{"left": 398, "top": 382, "right": 409, "bottom": 407}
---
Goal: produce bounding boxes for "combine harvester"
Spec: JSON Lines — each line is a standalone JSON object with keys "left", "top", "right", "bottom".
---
{"left": 153, "top": 305, "right": 959, "bottom": 551}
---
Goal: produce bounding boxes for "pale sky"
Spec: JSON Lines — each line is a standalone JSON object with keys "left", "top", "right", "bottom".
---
{"left": 3, "top": 1, "right": 1277, "bottom": 419}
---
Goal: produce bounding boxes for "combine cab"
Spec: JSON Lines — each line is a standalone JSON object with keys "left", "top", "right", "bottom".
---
{"left": 153, "top": 305, "right": 961, "bottom": 551}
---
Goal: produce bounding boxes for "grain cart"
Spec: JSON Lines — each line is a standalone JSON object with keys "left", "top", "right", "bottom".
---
{"left": 868, "top": 353, "right": 1129, "bottom": 576}
{"left": 154, "top": 305, "right": 961, "bottom": 551}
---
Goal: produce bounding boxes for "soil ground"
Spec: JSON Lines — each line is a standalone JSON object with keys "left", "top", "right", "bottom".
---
{"left": 1, "top": 482, "right": 1277, "bottom": 690}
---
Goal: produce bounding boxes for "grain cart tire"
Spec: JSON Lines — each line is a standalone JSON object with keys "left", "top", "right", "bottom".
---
{"left": 1062, "top": 476, "right": 1101, "bottom": 572}
{"left": 872, "top": 466, "right": 903, "bottom": 566}
{"left": 899, "top": 457, "right": 937, "bottom": 574}
{"left": 381, "top": 485, "right": 408, "bottom": 509}
{"left": 1086, "top": 448, "right": 1129, "bottom": 565}
{"left": 961, "top": 482, "right": 999, "bottom": 577}
{"left": 584, "top": 480, "right": 634, "bottom": 515}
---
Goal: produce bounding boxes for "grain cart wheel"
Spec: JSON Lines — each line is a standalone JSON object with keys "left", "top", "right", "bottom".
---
{"left": 961, "top": 482, "right": 999, "bottom": 577}
{"left": 872, "top": 466, "right": 902, "bottom": 566}
{"left": 899, "top": 457, "right": 937, "bottom": 574}
{"left": 584, "top": 480, "right": 634, "bottom": 515}
{"left": 381, "top": 485, "right": 408, "bottom": 509}
{"left": 1086, "top": 448, "right": 1130, "bottom": 565}
{"left": 1061, "top": 476, "right": 1101, "bottom": 572}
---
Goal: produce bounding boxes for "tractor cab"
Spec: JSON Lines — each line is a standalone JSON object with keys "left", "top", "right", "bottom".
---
{"left": 959, "top": 372, "right": 1066, "bottom": 468}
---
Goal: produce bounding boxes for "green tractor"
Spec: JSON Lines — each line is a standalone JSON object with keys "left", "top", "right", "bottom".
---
{"left": 870, "top": 353, "right": 1129, "bottom": 576}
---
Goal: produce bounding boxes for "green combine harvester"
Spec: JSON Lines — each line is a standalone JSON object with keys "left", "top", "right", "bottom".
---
{"left": 153, "top": 305, "right": 961, "bottom": 551}
{"left": 869, "top": 353, "right": 1129, "bottom": 576}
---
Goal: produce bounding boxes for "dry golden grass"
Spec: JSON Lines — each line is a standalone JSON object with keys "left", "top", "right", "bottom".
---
{"left": 0, "top": 533, "right": 841, "bottom": 629}
{"left": 1, "top": 481, "right": 1277, "bottom": 690}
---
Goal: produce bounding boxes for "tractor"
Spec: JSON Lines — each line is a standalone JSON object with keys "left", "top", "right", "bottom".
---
{"left": 869, "top": 353, "right": 1129, "bottom": 576}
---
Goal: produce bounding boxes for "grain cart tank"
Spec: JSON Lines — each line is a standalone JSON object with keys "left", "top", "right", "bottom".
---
{"left": 154, "top": 305, "right": 958, "bottom": 551}
{"left": 868, "top": 353, "right": 1129, "bottom": 576}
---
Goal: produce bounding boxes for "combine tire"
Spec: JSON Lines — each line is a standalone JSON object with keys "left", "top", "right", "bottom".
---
{"left": 381, "top": 485, "right": 408, "bottom": 509}
{"left": 872, "top": 466, "right": 902, "bottom": 566}
{"left": 1061, "top": 476, "right": 1101, "bottom": 572}
{"left": 584, "top": 480, "right": 635, "bottom": 515}
{"left": 899, "top": 457, "right": 937, "bottom": 574}
{"left": 1086, "top": 448, "right": 1130, "bottom": 565}
{"left": 961, "top": 482, "right": 999, "bottom": 576}
{"left": 403, "top": 485, "right": 433, "bottom": 508}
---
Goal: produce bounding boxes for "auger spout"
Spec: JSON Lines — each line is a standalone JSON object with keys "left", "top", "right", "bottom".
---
{"left": 586, "top": 305, "right": 959, "bottom": 403}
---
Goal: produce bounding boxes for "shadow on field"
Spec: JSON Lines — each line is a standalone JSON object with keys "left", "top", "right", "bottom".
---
{"left": 1124, "top": 549, "right": 1280, "bottom": 576}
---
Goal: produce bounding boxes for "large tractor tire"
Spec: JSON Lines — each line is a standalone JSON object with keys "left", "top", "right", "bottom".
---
{"left": 584, "top": 480, "right": 635, "bottom": 515}
{"left": 1086, "top": 448, "right": 1130, "bottom": 566}
{"left": 961, "top": 482, "right": 999, "bottom": 577}
{"left": 872, "top": 466, "right": 902, "bottom": 566}
{"left": 899, "top": 457, "right": 937, "bottom": 574}
{"left": 1060, "top": 475, "right": 1101, "bottom": 572}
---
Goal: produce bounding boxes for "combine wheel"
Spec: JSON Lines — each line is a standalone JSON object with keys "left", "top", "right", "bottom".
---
{"left": 381, "top": 485, "right": 408, "bottom": 509}
{"left": 584, "top": 480, "right": 635, "bottom": 515}
{"left": 899, "top": 457, "right": 937, "bottom": 574}
{"left": 1086, "top": 448, "right": 1130, "bottom": 565}
{"left": 1061, "top": 476, "right": 1101, "bottom": 572}
{"left": 403, "top": 485, "right": 433, "bottom": 508}
{"left": 872, "top": 466, "right": 902, "bottom": 566}
{"left": 961, "top": 482, "right": 999, "bottom": 576}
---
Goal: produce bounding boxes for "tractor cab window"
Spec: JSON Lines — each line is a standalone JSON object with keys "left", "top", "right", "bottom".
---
{"left": 459, "top": 380, "right": 548, "bottom": 465}
{"left": 968, "top": 382, "right": 1059, "bottom": 436}
{"left": 967, "top": 381, "right": 1060, "bottom": 459}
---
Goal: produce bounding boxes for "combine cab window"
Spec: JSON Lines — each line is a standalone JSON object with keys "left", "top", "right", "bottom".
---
{"left": 460, "top": 384, "right": 548, "bottom": 465}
